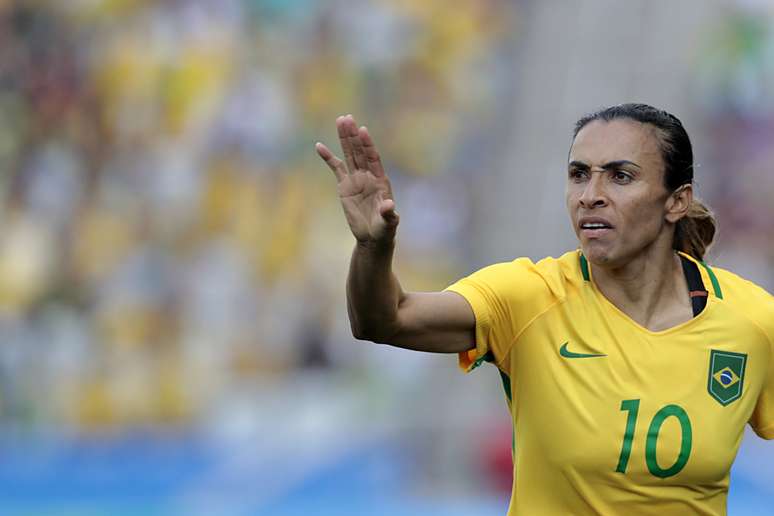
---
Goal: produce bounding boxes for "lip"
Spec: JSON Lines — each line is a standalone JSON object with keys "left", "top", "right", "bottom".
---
{"left": 578, "top": 216, "right": 614, "bottom": 229}
{"left": 578, "top": 216, "right": 614, "bottom": 238}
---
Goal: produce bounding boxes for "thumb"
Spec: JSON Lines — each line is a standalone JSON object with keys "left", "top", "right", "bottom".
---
{"left": 380, "top": 199, "right": 399, "bottom": 227}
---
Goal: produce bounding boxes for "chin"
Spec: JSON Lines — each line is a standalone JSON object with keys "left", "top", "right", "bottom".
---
{"left": 580, "top": 242, "right": 616, "bottom": 266}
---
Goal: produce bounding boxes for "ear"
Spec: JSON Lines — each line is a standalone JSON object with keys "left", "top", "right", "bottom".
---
{"left": 664, "top": 184, "right": 692, "bottom": 223}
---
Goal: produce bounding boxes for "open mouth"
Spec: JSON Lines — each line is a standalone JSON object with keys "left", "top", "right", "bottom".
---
{"left": 579, "top": 220, "right": 613, "bottom": 237}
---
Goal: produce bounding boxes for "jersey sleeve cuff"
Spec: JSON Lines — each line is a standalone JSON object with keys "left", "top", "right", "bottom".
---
{"left": 752, "top": 422, "right": 774, "bottom": 440}
{"left": 445, "top": 284, "right": 493, "bottom": 373}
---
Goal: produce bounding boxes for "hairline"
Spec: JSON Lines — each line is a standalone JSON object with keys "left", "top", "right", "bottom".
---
{"left": 570, "top": 117, "right": 678, "bottom": 191}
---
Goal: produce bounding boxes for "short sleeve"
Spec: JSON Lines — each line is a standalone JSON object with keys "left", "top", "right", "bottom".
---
{"left": 750, "top": 337, "right": 774, "bottom": 439}
{"left": 444, "top": 257, "right": 562, "bottom": 373}
{"left": 746, "top": 284, "right": 774, "bottom": 439}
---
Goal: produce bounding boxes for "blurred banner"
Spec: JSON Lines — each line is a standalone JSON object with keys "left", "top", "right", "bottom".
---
{"left": 0, "top": 1, "right": 771, "bottom": 514}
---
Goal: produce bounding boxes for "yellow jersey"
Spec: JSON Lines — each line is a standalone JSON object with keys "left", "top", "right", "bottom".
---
{"left": 445, "top": 250, "right": 774, "bottom": 515}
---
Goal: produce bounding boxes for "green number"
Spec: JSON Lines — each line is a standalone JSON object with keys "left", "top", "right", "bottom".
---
{"left": 616, "top": 401, "right": 692, "bottom": 479}
{"left": 645, "top": 404, "right": 692, "bottom": 478}
{"left": 615, "top": 399, "right": 640, "bottom": 473}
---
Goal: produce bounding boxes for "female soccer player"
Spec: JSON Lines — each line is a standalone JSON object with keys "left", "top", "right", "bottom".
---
{"left": 315, "top": 104, "right": 773, "bottom": 515}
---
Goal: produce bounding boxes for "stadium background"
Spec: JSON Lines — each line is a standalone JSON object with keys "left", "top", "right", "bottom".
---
{"left": 0, "top": 0, "right": 772, "bottom": 514}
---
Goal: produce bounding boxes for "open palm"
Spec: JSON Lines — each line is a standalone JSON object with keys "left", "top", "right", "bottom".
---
{"left": 316, "top": 115, "right": 398, "bottom": 244}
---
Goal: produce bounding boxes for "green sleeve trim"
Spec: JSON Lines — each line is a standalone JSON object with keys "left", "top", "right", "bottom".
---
{"left": 699, "top": 261, "right": 723, "bottom": 299}
{"left": 498, "top": 369, "right": 512, "bottom": 404}
{"left": 580, "top": 253, "right": 590, "bottom": 281}
{"left": 497, "top": 369, "right": 515, "bottom": 455}
{"left": 469, "top": 350, "right": 495, "bottom": 372}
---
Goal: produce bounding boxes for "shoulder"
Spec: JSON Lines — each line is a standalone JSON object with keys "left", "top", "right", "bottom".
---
{"left": 446, "top": 250, "right": 584, "bottom": 311}
{"left": 710, "top": 264, "right": 774, "bottom": 343}
{"left": 463, "top": 250, "right": 583, "bottom": 296}
{"left": 532, "top": 250, "right": 587, "bottom": 298}
{"left": 713, "top": 263, "right": 769, "bottom": 288}
{"left": 711, "top": 265, "right": 773, "bottom": 308}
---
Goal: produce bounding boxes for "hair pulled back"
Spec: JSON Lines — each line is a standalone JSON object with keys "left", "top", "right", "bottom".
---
{"left": 573, "top": 103, "right": 716, "bottom": 260}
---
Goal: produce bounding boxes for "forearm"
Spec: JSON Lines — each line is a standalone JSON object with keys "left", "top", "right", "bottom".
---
{"left": 319, "top": 115, "right": 474, "bottom": 351}
{"left": 346, "top": 239, "right": 405, "bottom": 341}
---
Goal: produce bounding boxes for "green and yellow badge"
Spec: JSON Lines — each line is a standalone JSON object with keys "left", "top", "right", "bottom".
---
{"left": 707, "top": 350, "right": 747, "bottom": 406}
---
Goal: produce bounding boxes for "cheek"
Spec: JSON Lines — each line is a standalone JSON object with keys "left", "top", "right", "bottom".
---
{"left": 565, "top": 193, "right": 577, "bottom": 224}
{"left": 621, "top": 198, "right": 666, "bottom": 237}
{"left": 565, "top": 187, "right": 579, "bottom": 212}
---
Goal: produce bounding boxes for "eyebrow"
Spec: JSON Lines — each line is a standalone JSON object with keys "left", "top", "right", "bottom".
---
{"left": 568, "top": 160, "right": 641, "bottom": 170}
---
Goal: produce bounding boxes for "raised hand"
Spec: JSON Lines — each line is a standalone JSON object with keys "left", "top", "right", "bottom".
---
{"left": 316, "top": 115, "right": 398, "bottom": 245}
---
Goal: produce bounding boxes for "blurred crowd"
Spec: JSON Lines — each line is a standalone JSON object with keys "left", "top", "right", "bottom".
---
{"left": 0, "top": 0, "right": 519, "bottom": 432}
{"left": 0, "top": 0, "right": 771, "bottom": 440}
{"left": 696, "top": 6, "right": 774, "bottom": 280}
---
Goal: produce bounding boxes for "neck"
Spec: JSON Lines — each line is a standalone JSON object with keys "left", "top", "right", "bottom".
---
{"left": 590, "top": 241, "right": 692, "bottom": 332}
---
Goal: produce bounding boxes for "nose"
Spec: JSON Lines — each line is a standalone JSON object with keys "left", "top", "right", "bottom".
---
{"left": 579, "top": 172, "right": 608, "bottom": 209}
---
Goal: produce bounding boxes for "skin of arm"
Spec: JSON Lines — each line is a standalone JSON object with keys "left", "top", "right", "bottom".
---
{"left": 317, "top": 114, "right": 476, "bottom": 354}
{"left": 347, "top": 240, "right": 476, "bottom": 353}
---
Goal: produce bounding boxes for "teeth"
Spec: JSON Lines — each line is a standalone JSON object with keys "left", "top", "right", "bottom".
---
{"left": 582, "top": 223, "right": 608, "bottom": 229}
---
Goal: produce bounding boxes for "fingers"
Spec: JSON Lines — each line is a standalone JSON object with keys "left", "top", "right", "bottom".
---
{"left": 336, "top": 115, "right": 357, "bottom": 172}
{"left": 333, "top": 115, "right": 386, "bottom": 180}
{"left": 336, "top": 114, "right": 374, "bottom": 172}
{"left": 359, "top": 126, "right": 385, "bottom": 178}
{"left": 315, "top": 142, "right": 346, "bottom": 181}
{"left": 346, "top": 119, "right": 368, "bottom": 171}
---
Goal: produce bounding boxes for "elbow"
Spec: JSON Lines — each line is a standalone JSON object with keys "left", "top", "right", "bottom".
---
{"left": 350, "top": 323, "right": 368, "bottom": 341}
{"left": 350, "top": 323, "right": 380, "bottom": 343}
{"left": 349, "top": 318, "right": 369, "bottom": 341}
{"left": 349, "top": 320, "right": 395, "bottom": 344}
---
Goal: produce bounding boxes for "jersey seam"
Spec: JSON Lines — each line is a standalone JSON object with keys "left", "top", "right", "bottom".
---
{"left": 496, "top": 294, "right": 568, "bottom": 369}
{"left": 497, "top": 258, "right": 591, "bottom": 367}
{"left": 721, "top": 298, "right": 774, "bottom": 357}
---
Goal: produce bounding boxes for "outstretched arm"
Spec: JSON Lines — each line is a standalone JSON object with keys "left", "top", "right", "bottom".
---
{"left": 316, "top": 115, "right": 475, "bottom": 353}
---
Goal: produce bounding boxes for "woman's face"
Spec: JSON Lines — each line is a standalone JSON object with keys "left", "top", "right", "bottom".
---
{"left": 566, "top": 119, "right": 677, "bottom": 267}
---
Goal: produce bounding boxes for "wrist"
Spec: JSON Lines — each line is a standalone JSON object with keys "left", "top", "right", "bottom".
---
{"left": 355, "top": 236, "right": 396, "bottom": 254}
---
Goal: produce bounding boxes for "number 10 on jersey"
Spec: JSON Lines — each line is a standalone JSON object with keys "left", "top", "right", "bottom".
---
{"left": 616, "top": 399, "right": 693, "bottom": 478}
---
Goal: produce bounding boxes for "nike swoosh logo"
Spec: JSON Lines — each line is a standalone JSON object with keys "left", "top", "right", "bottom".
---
{"left": 559, "top": 342, "right": 607, "bottom": 359}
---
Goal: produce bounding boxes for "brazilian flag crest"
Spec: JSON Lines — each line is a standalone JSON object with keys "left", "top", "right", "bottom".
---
{"left": 707, "top": 350, "right": 747, "bottom": 406}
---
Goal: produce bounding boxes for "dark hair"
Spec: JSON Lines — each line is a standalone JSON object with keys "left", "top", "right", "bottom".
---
{"left": 573, "top": 103, "right": 716, "bottom": 260}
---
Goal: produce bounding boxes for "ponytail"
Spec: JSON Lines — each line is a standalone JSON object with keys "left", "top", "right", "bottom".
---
{"left": 673, "top": 198, "right": 716, "bottom": 261}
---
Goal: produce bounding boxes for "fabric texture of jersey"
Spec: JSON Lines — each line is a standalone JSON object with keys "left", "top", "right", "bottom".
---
{"left": 445, "top": 250, "right": 774, "bottom": 515}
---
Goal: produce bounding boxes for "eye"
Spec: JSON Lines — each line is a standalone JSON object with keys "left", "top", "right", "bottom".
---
{"left": 612, "top": 170, "right": 632, "bottom": 183}
{"left": 569, "top": 168, "right": 588, "bottom": 182}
